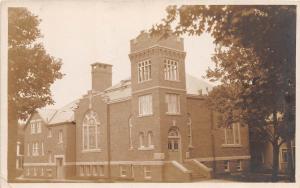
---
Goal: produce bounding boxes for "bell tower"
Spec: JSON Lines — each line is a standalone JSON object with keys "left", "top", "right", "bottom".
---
{"left": 128, "top": 31, "right": 189, "bottom": 163}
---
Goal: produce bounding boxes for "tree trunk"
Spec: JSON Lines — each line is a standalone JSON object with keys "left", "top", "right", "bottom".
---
{"left": 7, "top": 105, "right": 17, "bottom": 182}
{"left": 271, "top": 144, "right": 280, "bottom": 182}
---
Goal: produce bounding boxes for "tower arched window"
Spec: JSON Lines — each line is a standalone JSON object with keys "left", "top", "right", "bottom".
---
{"left": 82, "top": 110, "right": 101, "bottom": 151}
{"left": 147, "top": 131, "right": 154, "bottom": 148}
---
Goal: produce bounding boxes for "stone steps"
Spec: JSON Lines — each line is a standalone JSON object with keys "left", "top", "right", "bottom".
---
{"left": 182, "top": 161, "right": 210, "bottom": 180}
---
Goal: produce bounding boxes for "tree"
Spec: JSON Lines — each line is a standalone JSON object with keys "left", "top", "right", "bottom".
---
{"left": 8, "top": 8, "right": 63, "bottom": 181}
{"left": 151, "top": 5, "right": 296, "bottom": 181}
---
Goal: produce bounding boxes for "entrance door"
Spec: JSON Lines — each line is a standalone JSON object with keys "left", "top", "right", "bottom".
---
{"left": 56, "top": 158, "right": 64, "bottom": 179}
{"left": 167, "top": 128, "right": 182, "bottom": 162}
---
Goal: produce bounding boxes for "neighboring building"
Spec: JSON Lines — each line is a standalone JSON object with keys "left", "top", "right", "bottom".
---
{"left": 23, "top": 32, "right": 250, "bottom": 182}
{"left": 16, "top": 124, "right": 25, "bottom": 177}
{"left": 23, "top": 102, "right": 78, "bottom": 179}
{"left": 251, "top": 138, "right": 295, "bottom": 173}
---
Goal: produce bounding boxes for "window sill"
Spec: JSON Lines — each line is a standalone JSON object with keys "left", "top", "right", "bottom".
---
{"left": 138, "top": 146, "right": 154, "bottom": 151}
{"left": 138, "top": 114, "right": 153, "bottom": 118}
{"left": 222, "top": 144, "right": 242, "bottom": 148}
{"left": 82, "top": 149, "right": 102, "bottom": 153}
{"left": 138, "top": 79, "right": 152, "bottom": 84}
{"left": 166, "top": 112, "right": 181, "bottom": 116}
{"left": 144, "top": 176, "right": 152, "bottom": 180}
{"left": 164, "top": 79, "right": 180, "bottom": 82}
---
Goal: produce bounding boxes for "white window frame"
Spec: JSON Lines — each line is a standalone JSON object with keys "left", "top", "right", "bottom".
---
{"left": 236, "top": 160, "right": 242, "bottom": 171}
{"left": 27, "top": 144, "right": 30, "bottom": 156}
{"left": 47, "top": 168, "right": 52, "bottom": 177}
{"left": 36, "top": 121, "right": 42, "bottom": 133}
{"left": 224, "top": 160, "right": 230, "bottom": 172}
{"left": 32, "top": 142, "right": 39, "bottom": 156}
{"left": 165, "top": 93, "right": 180, "bottom": 115}
{"left": 48, "top": 151, "right": 52, "bottom": 163}
{"left": 92, "top": 165, "right": 97, "bottom": 176}
{"left": 147, "top": 131, "right": 154, "bottom": 149}
{"left": 138, "top": 94, "right": 153, "bottom": 116}
{"left": 41, "top": 142, "right": 44, "bottom": 156}
{"left": 85, "top": 165, "right": 91, "bottom": 176}
{"left": 144, "top": 166, "right": 151, "bottom": 179}
{"left": 41, "top": 168, "right": 44, "bottom": 176}
{"left": 16, "top": 142, "right": 20, "bottom": 156}
{"left": 138, "top": 60, "right": 152, "bottom": 83}
{"left": 224, "top": 123, "right": 241, "bottom": 145}
{"left": 82, "top": 111, "right": 101, "bottom": 151}
{"left": 33, "top": 167, "right": 37, "bottom": 176}
{"left": 139, "top": 132, "right": 145, "bottom": 149}
{"left": 98, "top": 165, "right": 104, "bottom": 176}
{"left": 58, "top": 130, "right": 63, "bottom": 144}
{"left": 80, "top": 165, "right": 84, "bottom": 176}
{"left": 164, "top": 59, "right": 179, "bottom": 81}
{"left": 120, "top": 165, "right": 126, "bottom": 177}
{"left": 31, "top": 122, "right": 36, "bottom": 134}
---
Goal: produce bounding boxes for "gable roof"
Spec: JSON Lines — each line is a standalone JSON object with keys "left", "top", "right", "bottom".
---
{"left": 33, "top": 99, "right": 79, "bottom": 126}
{"left": 103, "top": 74, "right": 213, "bottom": 101}
{"left": 36, "top": 109, "right": 57, "bottom": 123}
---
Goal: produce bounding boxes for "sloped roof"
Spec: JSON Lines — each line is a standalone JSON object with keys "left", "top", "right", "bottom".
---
{"left": 185, "top": 74, "right": 213, "bottom": 95}
{"left": 103, "top": 74, "right": 213, "bottom": 101}
{"left": 36, "top": 100, "right": 79, "bottom": 125}
{"left": 36, "top": 109, "right": 57, "bottom": 123}
{"left": 48, "top": 99, "right": 79, "bottom": 125}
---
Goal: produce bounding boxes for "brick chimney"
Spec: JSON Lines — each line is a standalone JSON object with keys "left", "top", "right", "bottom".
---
{"left": 91, "top": 62, "right": 112, "bottom": 92}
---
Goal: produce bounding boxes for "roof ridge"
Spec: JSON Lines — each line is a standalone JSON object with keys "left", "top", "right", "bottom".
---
{"left": 48, "top": 109, "right": 58, "bottom": 123}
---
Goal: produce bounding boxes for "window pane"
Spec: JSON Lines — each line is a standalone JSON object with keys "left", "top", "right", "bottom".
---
{"left": 83, "top": 127, "right": 88, "bottom": 149}
{"left": 139, "top": 95, "right": 152, "bottom": 116}
{"left": 89, "top": 126, "right": 96, "bottom": 149}
{"left": 226, "top": 128, "right": 234, "bottom": 144}
{"left": 233, "top": 124, "right": 240, "bottom": 144}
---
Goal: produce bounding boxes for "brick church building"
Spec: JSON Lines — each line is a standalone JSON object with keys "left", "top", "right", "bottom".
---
{"left": 22, "top": 32, "right": 250, "bottom": 182}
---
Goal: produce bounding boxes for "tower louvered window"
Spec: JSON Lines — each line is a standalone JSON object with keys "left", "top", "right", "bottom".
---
{"left": 164, "top": 59, "right": 179, "bottom": 81}
{"left": 138, "top": 60, "right": 152, "bottom": 82}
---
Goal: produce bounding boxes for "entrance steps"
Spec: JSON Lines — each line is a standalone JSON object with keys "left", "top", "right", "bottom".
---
{"left": 183, "top": 159, "right": 213, "bottom": 180}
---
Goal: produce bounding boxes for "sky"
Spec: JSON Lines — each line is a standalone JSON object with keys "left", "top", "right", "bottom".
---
{"left": 25, "top": 1, "right": 216, "bottom": 109}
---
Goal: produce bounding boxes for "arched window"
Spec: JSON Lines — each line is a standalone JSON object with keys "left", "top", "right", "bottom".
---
{"left": 168, "top": 129, "right": 180, "bottom": 151}
{"left": 129, "top": 117, "right": 133, "bottom": 149}
{"left": 147, "top": 131, "right": 154, "bottom": 148}
{"left": 139, "top": 132, "right": 144, "bottom": 148}
{"left": 82, "top": 110, "right": 101, "bottom": 151}
{"left": 187, "top": 114, "right": 193, "bottom": 148}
